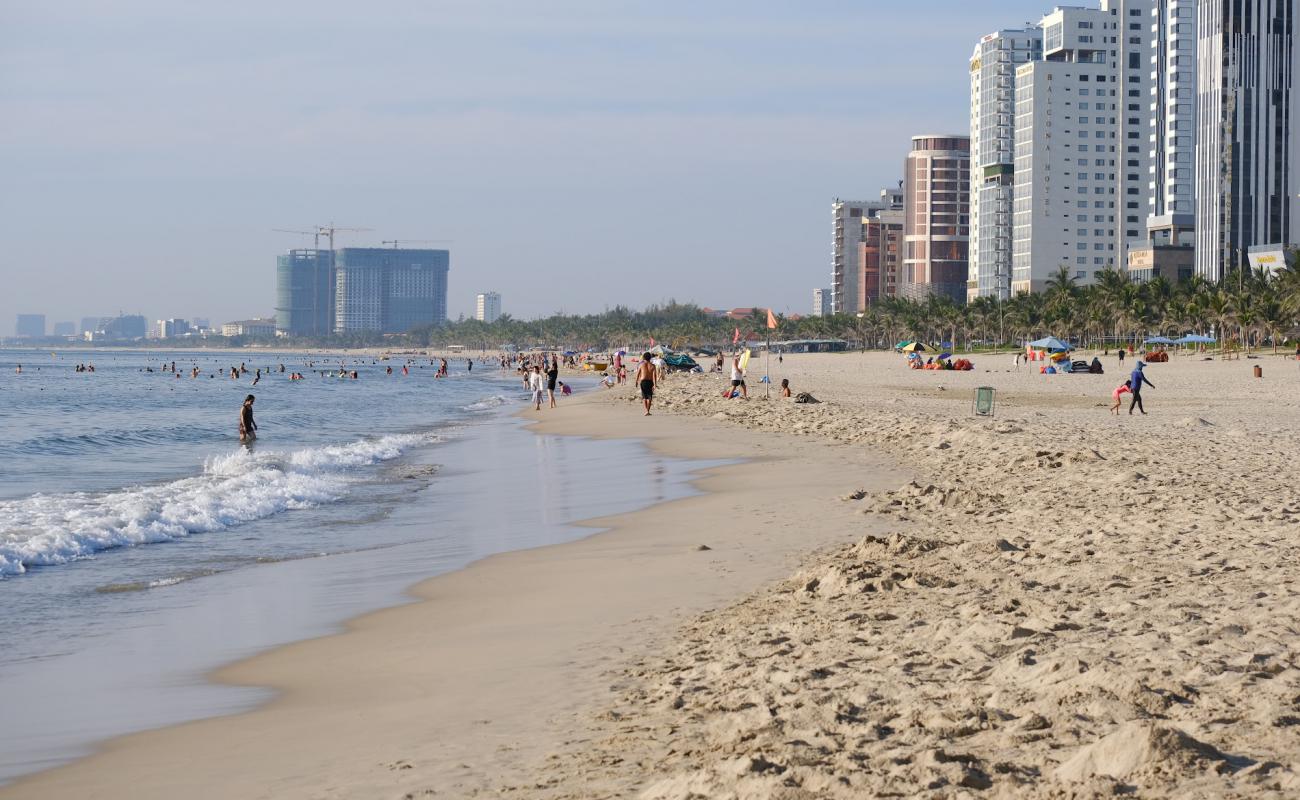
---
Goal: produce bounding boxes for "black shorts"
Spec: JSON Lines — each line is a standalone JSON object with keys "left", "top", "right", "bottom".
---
{"left": 547, "top": 378, "right": 557, "bottom": 390}
{"left": 731, "top": 379, "right": 745, "bottom": 387}
{"left": 640, "top": 379, "right": 654, "bottom": 397}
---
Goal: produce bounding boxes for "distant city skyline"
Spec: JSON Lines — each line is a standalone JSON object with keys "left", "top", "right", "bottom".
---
{"left": 0, "top": 0, "right": 1052, "bottom": 328}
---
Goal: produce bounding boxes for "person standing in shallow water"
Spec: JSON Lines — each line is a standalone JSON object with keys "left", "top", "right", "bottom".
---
{"left": 239, "top": 395, "right": 258, "bottom": 443}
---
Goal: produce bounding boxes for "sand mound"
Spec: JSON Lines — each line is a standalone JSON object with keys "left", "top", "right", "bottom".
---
{"left": 1055, "top": 721, "right": 1246, "bottom": 783}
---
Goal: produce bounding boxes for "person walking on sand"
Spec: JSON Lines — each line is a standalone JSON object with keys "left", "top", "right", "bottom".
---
{"left": 1128, "top": 361, "right": 1154, "bottom": 415}
{"left": 722, "top": 353, "right": 747, "bottom": 399}
{"left": 239, "top": 395, "right": 258, "bottom": 443}
{"left": 635, "top": 351, "right": 656, "bottom": 415}
{"left": 1118, "top": 347, "right": 1126, "bottom": 366}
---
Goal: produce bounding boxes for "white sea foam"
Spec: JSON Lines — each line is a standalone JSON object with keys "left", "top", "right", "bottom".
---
{"left": 462, "top": 394, "right": 512, "bottom": 412}
{"left": 0, "top": 432, "right": 435, "bottom": 577}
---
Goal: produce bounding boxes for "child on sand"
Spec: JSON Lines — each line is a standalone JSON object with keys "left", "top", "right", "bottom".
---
{"left": 1110, "top": 379, "right": 1131, "bottom": 414}
{"left": 780, "top": 378, "right": 791, "bottom": 398}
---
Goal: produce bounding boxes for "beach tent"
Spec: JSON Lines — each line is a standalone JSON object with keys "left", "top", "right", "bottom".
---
{"left": 662, "top": 353, "right": 698, "bottom": 371}
{"left": 1027, "top": 336, "right": 1072, "bottom": 352}
{"left": 901, "top": 342, "right": 928, "bottom": 353}
{"left": 1175, "top": 334, "right": 1216, "bottom": 344}
{"left": 894, "top": 340, "right": 914, "bottom": 351}
{"left": 1145, "top": 336, "right": 1176, "bottom": 345}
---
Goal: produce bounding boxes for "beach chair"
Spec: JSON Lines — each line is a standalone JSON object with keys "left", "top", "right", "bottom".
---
{"left": 973, "top": 386, "right": 996, "bottom": 417}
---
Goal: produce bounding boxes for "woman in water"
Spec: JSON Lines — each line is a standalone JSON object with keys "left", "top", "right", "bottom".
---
{"left": 239, "top": 395, "right": 258, "bottom": 443}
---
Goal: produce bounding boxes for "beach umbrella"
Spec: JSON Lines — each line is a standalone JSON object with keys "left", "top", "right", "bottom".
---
{"left": 1176, "top": 334, "right": 1216, "bottom": 344}
{"left": 901, "top": 342, "right": 927, "bottom": 353}
{"left": 1027, "top": 336, "right": 1072, "bottom": 352}
{"left": 1145, "top": 336, "right": 1176, "bottom": 345}
{"left": 895, "top": 340, "right": 914, "bottom": 351}
{"left": 939, "top": 352, "right": 952, "bottom": 360}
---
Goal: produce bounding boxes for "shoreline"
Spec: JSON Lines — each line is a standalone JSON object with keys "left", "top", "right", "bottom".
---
{"left": 0, "top": 389, "right": 897, "bottom": 798}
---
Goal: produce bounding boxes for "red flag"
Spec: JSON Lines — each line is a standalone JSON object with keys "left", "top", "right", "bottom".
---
{"left": 766, "top": 308, "right": 777, "bottom": 330}
{"left": 732, "top": 327, "right": 740, "bottom": 344}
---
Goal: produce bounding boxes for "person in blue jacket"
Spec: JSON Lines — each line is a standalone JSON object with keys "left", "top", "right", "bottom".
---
{"left": 1129, "top": 361, "right": 1154, "bottom": 414}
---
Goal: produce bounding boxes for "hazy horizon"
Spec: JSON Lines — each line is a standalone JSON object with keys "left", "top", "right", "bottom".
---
{"left": 1, "top": 0, "right": 1049, "bottom": 331}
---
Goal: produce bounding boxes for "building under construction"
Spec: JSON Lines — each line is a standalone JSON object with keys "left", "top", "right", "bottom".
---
{"left": 275, "top": 249, "right": 335, "bottom": 336}
{"left": 275, "top": 246, "right": 450, "bottom": 336}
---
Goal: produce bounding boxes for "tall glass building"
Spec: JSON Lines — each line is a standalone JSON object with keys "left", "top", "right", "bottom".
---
{"left": 334, "top": 248, "right": 450, "bottom": 334}
{"left": 275, "top": 249, "right": 335, "bottom": 336}
{"left": 1195, "top": 0, "right": 1299, "bottom": 280}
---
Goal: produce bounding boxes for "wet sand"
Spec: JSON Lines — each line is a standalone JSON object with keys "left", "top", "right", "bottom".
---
{"left": 0, "top": 389, "right": 894, "bottom": 798}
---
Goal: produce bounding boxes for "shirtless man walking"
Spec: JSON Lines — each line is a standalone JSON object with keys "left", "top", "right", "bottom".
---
{"left": 635, "top": 352, "right": 656, "bottom": 416}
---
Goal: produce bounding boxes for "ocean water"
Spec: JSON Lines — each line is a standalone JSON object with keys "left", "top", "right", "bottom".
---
{"left": 0, "top": 348, "right": 708, "bottom": 784}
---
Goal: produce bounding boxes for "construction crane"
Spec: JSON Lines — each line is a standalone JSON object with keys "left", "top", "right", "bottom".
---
{"left": 273, "top": 228, "right": 322, "bottom": 249}
{"left": 381, "top": 239, "right": 452, "bottom": 248}
{"left": 316, "top": 223, "right": 372, "bottom": 252}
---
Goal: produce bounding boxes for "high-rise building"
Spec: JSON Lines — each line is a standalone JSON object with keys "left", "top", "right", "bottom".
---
{"left": 475, "top": 292, "right": 502, "bottom": 323}
{"left": 969, "top": 28, "right": 1043, "bottom": 302}
{"left": 1195, "top": 0, "right": 1299, "bottom": 281}
{"left": 1148, "top": 0, "right": 1198, "bottom": 242}
{"left": 157, "top": 318, "right": 191, "bottom": 338}
{"left": 831, "top": 200, "right": 873, "bottom": 315}
{"left": 860, "top": 209, "right": 905, "bottom": 305}
{"left": 811, "top": 288, "right": 831, "bottom": 317}
{"left": 96, "top": 314, "right": 147, "bottom": 340}
{"left": 52, "top": 321, "right": 75, "bottom": 337}
{"left": 15, "top": 314, "right": 45, "bottom": 338}
{"left": 79, "top": 317, "right": 102, "bottom": 335}
{"left": 902, "top": 135, "right": 971, "bottom": 303}
{"left": 334, "top": 248, "right": 450, "bottom": 334}
{"left": 832, "top": 188, "right": 902, "bottom": 314}
{"left": 1011, "top": 1, "right": 1155, "bottom": 294}
{"left": 275, "top": 249, "right": 335, "bottom": 336}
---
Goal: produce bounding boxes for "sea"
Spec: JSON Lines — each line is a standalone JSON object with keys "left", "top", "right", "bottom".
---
{"left": 0, "top": 348, "right": 708, "bottom": 784}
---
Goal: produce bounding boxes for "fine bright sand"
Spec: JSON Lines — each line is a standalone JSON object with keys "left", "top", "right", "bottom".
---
{"left": 6, "top": 350, "right": 1300, "bottom": 798}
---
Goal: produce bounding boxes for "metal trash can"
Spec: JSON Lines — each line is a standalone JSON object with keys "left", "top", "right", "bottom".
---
{"left": 1254, "top": 365, "right": 1263, "bottom": 378}
{"left": 974, "top": 386, "right": 996, "bottom": 417}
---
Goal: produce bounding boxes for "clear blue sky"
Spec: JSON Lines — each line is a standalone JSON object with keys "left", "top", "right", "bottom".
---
{"left": 0, "top": 0, "right": 1050, "bottom": 329}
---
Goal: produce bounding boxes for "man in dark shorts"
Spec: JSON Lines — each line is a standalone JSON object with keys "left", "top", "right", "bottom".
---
{"left": 239, "top": 394, "right": 257, "bottom": 443}
{"left": 635, "top": 352, "right": 656, "bottom": 416}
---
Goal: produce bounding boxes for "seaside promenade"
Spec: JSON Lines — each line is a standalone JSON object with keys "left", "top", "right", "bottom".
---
{"left": 5, "top": 350, "right": 1300, "bottom": 798}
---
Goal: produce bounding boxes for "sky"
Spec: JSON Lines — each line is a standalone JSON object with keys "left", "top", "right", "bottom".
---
{"left": 0, "top": 0, "right": 1052, "bottom": 331}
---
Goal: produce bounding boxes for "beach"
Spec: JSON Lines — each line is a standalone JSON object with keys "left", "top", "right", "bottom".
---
{"left": 6, "top": 349, "right": 1300, "bottom": 797}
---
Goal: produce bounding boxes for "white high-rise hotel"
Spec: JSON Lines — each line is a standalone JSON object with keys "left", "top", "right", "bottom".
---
{"left": 1009, "top": 1, "right": 1155, "bottom": 295}
{"left": 968, "top": 28, "right": 1042, "bottom": 302}
{"left": 475, "top": 292, "right": 501, "bottom": 323}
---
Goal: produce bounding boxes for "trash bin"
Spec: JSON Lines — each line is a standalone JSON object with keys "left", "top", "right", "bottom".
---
{"left": 974, "top": 386, "right": 996, "bottom": 417}
{"left": 1254, "top": 365, "right": 1263, "bottom": 378}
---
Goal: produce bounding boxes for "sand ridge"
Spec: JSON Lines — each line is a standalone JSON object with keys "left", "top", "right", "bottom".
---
{"left": 510, "top": 351, "right": 1300, "bottom": 798}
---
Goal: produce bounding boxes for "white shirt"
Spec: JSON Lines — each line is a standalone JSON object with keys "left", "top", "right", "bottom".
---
{"left": 730, "top": 364, "right": 742, "bottom": 381}
{"left": 529, "top": 372, "right": 543, "bottom": 391}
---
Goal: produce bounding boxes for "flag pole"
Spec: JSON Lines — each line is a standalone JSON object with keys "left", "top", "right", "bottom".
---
{"left": 765, "top": 330, "right": 770, "bottom": 398}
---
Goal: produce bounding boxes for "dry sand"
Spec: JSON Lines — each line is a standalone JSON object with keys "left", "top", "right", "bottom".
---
{"left": 6, "top": 350, "right": 1300, "bottom": 799}
{"left": 517, "top": 350, "right": 1300, "bottom": 798}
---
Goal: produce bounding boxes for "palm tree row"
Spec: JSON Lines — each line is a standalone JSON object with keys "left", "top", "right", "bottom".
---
{"left": 399, "top": 265, "right": 1300, "bottom": 353}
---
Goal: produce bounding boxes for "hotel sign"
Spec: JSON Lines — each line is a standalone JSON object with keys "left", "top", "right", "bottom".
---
{"left": 1248, "top": 245, "right": 1288, "bottom": 275}
{"left": 1128, "top": 248, "right": 1153, "bottom": 268}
